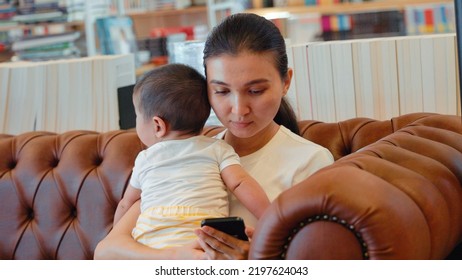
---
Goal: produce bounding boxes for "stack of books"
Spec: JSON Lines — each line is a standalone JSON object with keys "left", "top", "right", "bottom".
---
{"left": 12, "top": 30, "right": 81, "bottom": 61}
{"left": 145, "top": 0, "right": 192, "bottom": 10}
{"left": 0, "top": 54, "right": 136, "bottom": 135}
{"left": 64, "top": 0, "right": 110, "bottom": 22}
{"left": 304, "top": 0, "right": 374, "bottom": 5}
{"left": 137, "top": 37, "right": 168, "bottom": 62}
{"left": 404, "top": 2, "right": 455, "bottom": 35}
{"left": 0, "top": 0, "right": 85, "bottom": 61}
{"left": 0, "top": 1, "right": 15, "bottom": 58}
{"left": 321, "top": 10, "right": 405, "bottom": 41}
{"left": 12, "top": 0, "right": 67, "bottom": 24}
{"left": 0, "top": 1, "right": 17, "bottom": 28}
{"left": 287, "top": 33, "right": 458, "bottom": 122}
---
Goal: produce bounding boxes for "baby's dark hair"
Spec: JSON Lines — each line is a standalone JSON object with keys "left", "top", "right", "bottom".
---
{"left": 203, "top": 13, "right": 299, "bottom": 135}
{"left": 133, "top": 63, "right": 210, "bottom": 135}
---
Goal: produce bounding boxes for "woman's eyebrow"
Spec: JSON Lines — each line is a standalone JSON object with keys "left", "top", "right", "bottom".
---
{"left": 245, "top": 79, "right": 269, "bottom": 86}
{"left": 209, "top": 80, "right": 228, "bottom": 86}
{"left": 209, "top": 79, "right": 269, "bottom": 86}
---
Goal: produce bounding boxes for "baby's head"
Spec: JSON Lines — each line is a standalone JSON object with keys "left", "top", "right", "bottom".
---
{"left": 133, "top": 63, "right": 210, "bottom": 137}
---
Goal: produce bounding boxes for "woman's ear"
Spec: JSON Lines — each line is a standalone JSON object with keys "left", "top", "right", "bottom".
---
{"left": 282, "top": 68, "right": 293, "bottom": 96}
{"left": 152, "top": 116, "right": 168, "bottom": 138}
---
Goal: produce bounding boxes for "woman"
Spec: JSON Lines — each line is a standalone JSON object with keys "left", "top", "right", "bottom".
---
{"left": 94, "top": 13, "right": 334, "bottom": 260}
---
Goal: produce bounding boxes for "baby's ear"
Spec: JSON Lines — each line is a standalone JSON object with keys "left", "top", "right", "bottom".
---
{"left": 152, "top": 116, "right": 167, "bottom": 138}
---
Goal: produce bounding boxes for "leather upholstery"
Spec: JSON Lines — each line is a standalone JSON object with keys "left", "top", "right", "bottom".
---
{"left": 0, "top": 113, "right": 461, "bottom": 259}
{"left": 249, "top": 114, "right": 462, "bottom": 259}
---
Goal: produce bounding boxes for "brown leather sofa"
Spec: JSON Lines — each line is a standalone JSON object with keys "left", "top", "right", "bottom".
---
{"left": 1, "top": 112, "right": 461, "bottom": 259}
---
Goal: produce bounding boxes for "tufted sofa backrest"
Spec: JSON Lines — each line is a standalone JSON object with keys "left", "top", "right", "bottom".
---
{"left": 0, "top": 131, "right": 144, "bottom": 259}
{"left": 0, "top": 112, "right": 459, "bottom": 259}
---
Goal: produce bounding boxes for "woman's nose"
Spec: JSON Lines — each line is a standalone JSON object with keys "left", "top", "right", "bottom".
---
{"left": 231, "top": 95, "right": 250, "bottom": 116}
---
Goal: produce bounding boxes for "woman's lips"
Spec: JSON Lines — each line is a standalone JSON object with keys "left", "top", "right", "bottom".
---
{"left": 230, "top": 121, "right": 252, "bottom": 129}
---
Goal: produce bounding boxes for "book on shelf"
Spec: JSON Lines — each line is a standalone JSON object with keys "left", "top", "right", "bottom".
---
{"left": 64, "top": 0, "right": 110, "bottom": 22}
{"left": 167, "top": 40, "right": 222, "bottom": 126}
{"left": 145, "top": 0, "right": 192, "bottom": 11}
{"left": 0, "top": 3, "right": 15, "bottom": 15}
{"left": 96, "top": 16, "right": 138, "bottom": 55}
{"left": 13, "top": 0, "right": 68, "bottom": 23}
{"left": 0, "top": 61, "right": 44, "bottom": 135}
{"left": 396, "top": 35, "right": 424, "bottom": 115}
{"left": 304, "top": 0, "right": 374, "bottom": 5}
{"left": 11, "top": 31, "right": 80, "bottom": 51}
{"left": 0, "top": 1, "right": 16, "bottom": 27}
{"left": 16, "top": 42, "right": 80, "bottom": 60}
{"left": 285, "top": 33, "right": 458, "bottom": 122}
{"left": 307, "top": 41, "right": 337, "bottom": 122}
{"left": 404, "top": 2, "right": 455, "bottom": 35}
{"left": 419, "top": 34, "right": 457, "bottom": 115}
{"left": 329, "top": 39, "right": 357, "bottom": 120}
{"left": 0, "top": 20, "right": 18, "bottom": 27}
{"left": 0, "top": 62, "right": 9, "bottom": 133}
{"left": 90, "top": 54, "right": 136, "bottom": 131}
{"left": 0, "top": 54, "right": 136, "bottom": 134}
{"left": 17, "top": 0, "right": 61, "bottom": 12}
{"left": 37, "top": 59, "right": 58, "bottom": 131}
{"left": 287, "top": 43, "right": 313, "bottom": 120}
{"left": 286, "top": 13, "right": 322, "bottom": 45}
{"left": 374, "top": 37, "right": 400, "bottom": 119}
{"left": 12, "top": 10, "right": 64, "bottom": 23}
{"left": 321, "top": 10, "right": 405, "bottom": 41}
{"left": 137, "top": 37, "right": 167, "bottom": 60}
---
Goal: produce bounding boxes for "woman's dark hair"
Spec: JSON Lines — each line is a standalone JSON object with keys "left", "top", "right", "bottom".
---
{"left": 133, "top": 63, "right": 210, "bottom": 135}
{"left": 203, "top": 13, "right": 299, "bottom": 135}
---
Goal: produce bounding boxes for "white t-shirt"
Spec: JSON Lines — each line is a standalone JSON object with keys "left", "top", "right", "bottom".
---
{"left": 130, "top": 135, "right": 241, "bottom": 217}
{"left": 215, "top": 125, "right": 334, "bottom": 227}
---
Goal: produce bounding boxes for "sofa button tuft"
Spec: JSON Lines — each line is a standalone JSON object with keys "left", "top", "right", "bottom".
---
{"left": 27, "top": 209, "right": 34, "bottom": 220}
{"left": 70, "top": 208, "right": 77, "bottom": 218}
{"left": 8, "top": 161, "right": 16, "bottom": 169}
{"left": 94, "top": 157, "right": 103, "bottom": 166}
{"left": 50, "top": 158, "right": 59, "bottom": 168}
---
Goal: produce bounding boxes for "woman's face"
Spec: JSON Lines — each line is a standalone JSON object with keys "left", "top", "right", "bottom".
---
{"left": 206, "top": 51, "right": 291, "bottom": 139}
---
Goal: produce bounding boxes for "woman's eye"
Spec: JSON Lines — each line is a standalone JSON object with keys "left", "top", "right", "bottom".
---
{"left": 249, "top": 89, "right": 265, "bottom": 95}
{"left": 214, "top": 89, "right": 229, "bottom": 94}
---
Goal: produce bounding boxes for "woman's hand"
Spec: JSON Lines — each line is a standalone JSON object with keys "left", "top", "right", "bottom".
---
{"left": 194, "top": 226, "right": 254, "bottom": 260}
{"left": 171, "top": 240, "right": 208, "bottom": 260}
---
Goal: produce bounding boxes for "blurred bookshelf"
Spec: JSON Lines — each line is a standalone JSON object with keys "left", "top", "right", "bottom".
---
{"left": 0, "top": 0, "right": 212, "bottom": 71}
{"left": 246, "top": 0, "right": 455, "bottom": 43}
{"left": 0, "top": 0, "right": 120, "bottom": 62}
{"left": 0, "top": 1, "right": 457, "bottom": 64}
{"left": 248, "top": 0, "right": 453, "bottom": 15}
{"left": 1, "top": 0, "right": 458, "bottom": 133}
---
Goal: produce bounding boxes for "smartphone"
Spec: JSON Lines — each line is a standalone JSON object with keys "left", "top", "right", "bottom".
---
{"left": 201, "top": 217, "right": 248, "bottom": 241}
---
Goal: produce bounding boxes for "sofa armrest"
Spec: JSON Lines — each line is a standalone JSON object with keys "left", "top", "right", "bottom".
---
{"left": 250, "top": 125, "right": 462, "bottom": 259}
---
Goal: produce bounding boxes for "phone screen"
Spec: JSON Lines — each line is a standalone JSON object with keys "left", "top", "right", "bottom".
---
{"left": 201, "top": 217, "right": 248, "bottom": 241}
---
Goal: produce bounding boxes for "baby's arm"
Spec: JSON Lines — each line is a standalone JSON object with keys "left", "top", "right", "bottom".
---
{"left": 113, "top": 184, "right": 141, "bottom": 225}
{"left": 221, "top": 165, "right": 270, "bottom": 219}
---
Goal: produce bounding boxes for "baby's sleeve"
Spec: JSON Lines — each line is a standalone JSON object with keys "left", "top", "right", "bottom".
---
{"left": 216, "top": 140, "right": 241, "bottom": 172}
{"left": 129, "top": 152, "right": 144, "bottom": 190}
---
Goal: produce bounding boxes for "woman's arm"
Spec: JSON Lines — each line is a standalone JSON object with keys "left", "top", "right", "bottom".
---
{"left": 194, "top": 225, "right": 254, "bottom": 260}
{"left": 94, "top": 200, "right": 206, "bottom": 260}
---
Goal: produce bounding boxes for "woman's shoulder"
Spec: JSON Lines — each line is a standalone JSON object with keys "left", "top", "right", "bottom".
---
{"left": 278, "top": 126, "right": 334, "bottom": 158}
{"left": 278, "top": 126, "right": 321, "bottom": 147}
